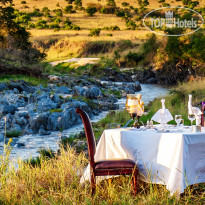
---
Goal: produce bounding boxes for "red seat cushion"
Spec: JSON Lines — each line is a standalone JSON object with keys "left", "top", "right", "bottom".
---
{"left": 95, "top": 159, "right": 137, "bottom": 170}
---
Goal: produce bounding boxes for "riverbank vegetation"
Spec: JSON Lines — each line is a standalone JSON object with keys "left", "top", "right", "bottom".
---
{"left": 0, "top": 79, "right": 205, "bottom": 204}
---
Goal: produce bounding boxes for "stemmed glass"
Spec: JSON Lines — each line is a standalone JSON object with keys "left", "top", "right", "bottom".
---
{"left": 188, "top": 113, "right": 195, "bottom": 126}
{"left": 175, "top": 115, "right": 182, "bottom": 129}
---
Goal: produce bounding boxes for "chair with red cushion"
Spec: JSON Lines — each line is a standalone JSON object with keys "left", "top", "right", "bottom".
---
{"left": 76, "top": 108, "right": 138, "bottom": 195}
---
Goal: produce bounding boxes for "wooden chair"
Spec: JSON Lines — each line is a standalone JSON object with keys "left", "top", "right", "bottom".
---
{"left": 76, "top": 108, "right": 139, "bottom": 195}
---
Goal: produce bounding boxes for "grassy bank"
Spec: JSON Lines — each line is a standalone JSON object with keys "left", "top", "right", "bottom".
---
{"left": 0, "top": 79, "right": 205, "bottom": 204}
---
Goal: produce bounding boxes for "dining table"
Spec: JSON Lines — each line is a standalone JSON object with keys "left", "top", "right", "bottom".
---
{"left": 80, "top": 125, "right": 205, "bottom": 195}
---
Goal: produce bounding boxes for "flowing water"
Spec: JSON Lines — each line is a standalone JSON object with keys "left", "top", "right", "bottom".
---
{"left": 3, "top": 84, "right": 169, "bottom": 161}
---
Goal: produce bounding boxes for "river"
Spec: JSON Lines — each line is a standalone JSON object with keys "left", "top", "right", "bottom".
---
{"left": 5, "top": 84, "right": 168, "bottom": 161}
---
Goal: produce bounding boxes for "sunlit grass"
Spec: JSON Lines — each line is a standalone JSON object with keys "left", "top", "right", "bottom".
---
{"left": 0, "top": 75, "right": 48, "bottom": 86}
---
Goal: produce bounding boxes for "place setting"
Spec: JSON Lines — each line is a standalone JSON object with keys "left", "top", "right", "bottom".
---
{"left": 125, "top": 93, "right": 204, "bottom": 134}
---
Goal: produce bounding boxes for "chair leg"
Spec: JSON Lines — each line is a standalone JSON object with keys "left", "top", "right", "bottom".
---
{"left": 91, "top": 172, "right": 96, "bottom": 196}
{"left": 132, "top": 169, "right": 138, "bottom": 196}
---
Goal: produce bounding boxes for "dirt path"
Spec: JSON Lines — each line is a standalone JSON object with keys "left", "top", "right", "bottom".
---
{"left": 50, "top": 58, "right": 100, "bottom": 67}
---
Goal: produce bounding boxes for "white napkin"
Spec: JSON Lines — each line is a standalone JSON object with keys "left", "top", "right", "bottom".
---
{"left": 151, "top": 99, "right": 173, "bottom": 124}
{"left": 188, "top": 94, "right": 202, "bottom": 125}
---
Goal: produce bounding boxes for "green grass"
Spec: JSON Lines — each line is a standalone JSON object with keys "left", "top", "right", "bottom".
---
{"left": 49, "top": 108, "right": 63, "bottom": 114}
{"left": 0, "top": 75, "right": 48, "bottom": 86}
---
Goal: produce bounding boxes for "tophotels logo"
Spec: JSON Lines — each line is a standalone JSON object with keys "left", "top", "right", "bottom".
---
{"left": 143, "top": 7, "right": 204, "bottom": 36}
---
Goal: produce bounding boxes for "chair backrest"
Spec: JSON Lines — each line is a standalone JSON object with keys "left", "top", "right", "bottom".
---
{"left": 76, "top": 108, "right": 96, "bottom": 166}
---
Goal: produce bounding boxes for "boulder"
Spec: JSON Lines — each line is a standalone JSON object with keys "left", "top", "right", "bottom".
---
{"left": 84, "top": 86, "right": 102, "bottom": 99}
{"left": 29, "top": 113, "right": 49, "bottom": 133}
{"left": 37, "top": 98, "right": 58, "bottom": 112}
{"left": 0, "top": 83, "right": 8, "bottom": 92}
{"left": 56, "top": 86, "right": 71, "bottom": 94}
{"left": 73, "top": 86, "right": 86, "bottom": 97}
{"left": 0, "top": 105, "right": 18, "bottom": 115}
{"left": 146, "top": 78, "right": 158, "bottom": 84}
{"left": 39, "top": 125, "right": 51, "bottom": 135}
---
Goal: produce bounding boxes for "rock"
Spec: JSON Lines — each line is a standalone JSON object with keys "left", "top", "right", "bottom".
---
{"left": 73, "top": 86, "right": 86, "bottom": 97}
{"left": 135, "top": 81, "right": 142, "bottom": 91}
{"left": 0, "top": 105, "right": 18, "bottom": 115}
{"left": 50, "top": 94, "right": 61, "bottom": 104}
{"left": 0, "top": 83, "right": 8, "bottom": 92}
{"left": 29, "top": 113, "right": 49, "bottom": 133}
{"left": 48, "top": 75, "right": 62, "bottom": 82}
{"left": 146, "top": 78, "right": 158, "bottom": 84}
{"left": 84, "top": 86, "right": 102, "bottom": 99}
{"left": 14, "top": 88, "right": 19, "bottom": 94}
{"left": 12, "top": 124, "right": 23, "bottom": 132}
{"left": 37, "top": 98, "right": 58, "bottom": 112}
{"left": 7, "top": 82, "right": 25, "bottom": 93}
{"left": 39, "top": 125, "right": 51, "bottom": 135}
{"left": 16, "top": 111, "right": 30, "bottom": 119}
{"left": 56, "top": 86, "right": 71, "bottom": 94}
{"left": 14, "top": 142, "right": 25, "bottom": 148}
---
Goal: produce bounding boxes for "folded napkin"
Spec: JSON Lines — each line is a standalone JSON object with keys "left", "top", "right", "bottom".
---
{"left": 151, "top": 99, "right": 173, "bottom": 124}
{"left": 188, "top": 94, "right": 202, "bottom": 125}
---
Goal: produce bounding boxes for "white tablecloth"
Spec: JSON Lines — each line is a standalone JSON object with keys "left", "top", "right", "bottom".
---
{"left": 80, "top": 126, "right": 205, "bottom": 195}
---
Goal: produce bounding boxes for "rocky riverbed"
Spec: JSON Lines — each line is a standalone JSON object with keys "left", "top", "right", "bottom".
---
{"left": 0, "top": 74, "right": 168, "bottom": 161}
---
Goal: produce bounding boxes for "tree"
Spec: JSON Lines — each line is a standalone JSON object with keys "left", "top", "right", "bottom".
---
{"left": 0, "top": 0, "right": 45, "bottom": 68}
{"left": 85, "top": 7, "right": 97, "bottom": 16}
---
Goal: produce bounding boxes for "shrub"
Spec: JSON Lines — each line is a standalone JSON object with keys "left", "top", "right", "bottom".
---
{"left": 182, "top": 0, "right": 191, "bottom": 5}
{"left": 6, "top": 130, "right": 22, "bottom": 138}
{"left": 21, "top": 1, "right": 26, "bottom": 4}
{"left": 162, "top": 3, "right": 170, "bottom": 7}
{"left": 102, "top": 25, "right": 120, "bottom": 31}
{"left": 53, "top": 9, "right": 63, "bottom": 17}
{"left": 89, "top": 28, "right": 101, "bottom": 36}
{"left": 85, "top": 6, "right": 97, "bottom": 16}
{"left": 122, "top": 2, "right": 129, "bottom": 7}
{"left": 158, "top": 0, "right": 165, "bottom": 3}
{"left": 64, "top": 5, "right": 75, "bottom": 13}
{"left": 49, "top": 23, "right": 60, "bottom": 30}
{"left": 125, "top": 52, "right": 143, "bottom": 66}
{"left": 65, "top": 0, "right": 75, "bottom": 4}
{"left": 35, "top": 19, "right": 48, "bottom": 29}
{"left": 30, "top": 8, "right": 43, "bottom": 17}
{"left": 106, "top": 0, "right": 116, "bottom": 7}
{"left": 42, "top": 7, "right": 50, "bottom": 13}
{"left": 99, "top": 6, "right": 116, "bottom": 14}
{"left": 74, "top": 0, "right": 82, "bottom": 9}
{"left": 126, "top": 19, "right": 137, "bottom": 30}
{"left": 106, "top": 33, "right": 113, "bottom": 36}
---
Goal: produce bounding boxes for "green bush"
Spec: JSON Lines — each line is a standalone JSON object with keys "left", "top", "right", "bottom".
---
{"left": 53, "top": 9, "right": 63, "bottom": 17}
{"left": 126, "top": 19, "right": 137, "bottom": 30}
{"left": 65, "top": 0, "right": 75, "bottom": 4}
{"left": 99, "top": 6, "right": 116, "bottom": 14}
{"left": 106, "top": 33, "right": 113, "bottom": 36}
{"left": 106, "top": 0, "right": 116, "bottom": 7}
{"left": 30, "top": 8, "right": 43, "bottom": 17}
{"left": 6, "top": 130, "right": 22, "bottom": 138}
{"left": 21, "top": 1, "right": 26, "bottom": 4}
{"left": 89, "top": 28, "right": 101, "bottom": 37}
{"left": 35, "top": 19, "right": 48, "bottom": 29}
{"left": 182, "top": 0, "right": 191, "bottom": 5}
{"left": 85, "top": 6, "right": 97, "bottom": 16}
{"left": 64, "top": 5, "right": 75, "bottom": 13}
{"left": 102, "top": 25, "right": 120, "bottom": 31}
{"left": 49, "top": 23, "right": 60, "bottom": 30}
{"left": 158, "top": 0, "right": 165, "bottom": 3}
{"left": 122, "top": 2, "right": 129, "bottom": 7}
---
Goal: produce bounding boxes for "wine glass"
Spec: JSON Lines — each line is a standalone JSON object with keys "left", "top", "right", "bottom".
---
{"left": 188, "top": 113, "right": 195, "bottom": 126}
{"left": 175, "top": 115, "right": 182, "bottom": 129}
